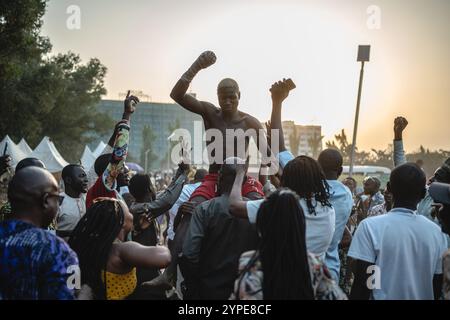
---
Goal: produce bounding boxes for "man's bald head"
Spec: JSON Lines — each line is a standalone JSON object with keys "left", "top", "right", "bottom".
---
{"left": 217, "top": 79, "right": 240, "bottom": 114}
{"left": 15, "top": 157, "right": 46, "bottom": 172}
{"left": 318, "top": 149, "right": 343, "bottom": 178}
{"left": 217, "top": 78, "right": 239, "bottom": 92}
{"left": 8, "top": 167, "right": 59, "bottom": 227}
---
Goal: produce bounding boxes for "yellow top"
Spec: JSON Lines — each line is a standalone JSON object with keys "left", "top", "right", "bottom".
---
{"left": 102, "top": 268, "right": 137, "bottom": 300}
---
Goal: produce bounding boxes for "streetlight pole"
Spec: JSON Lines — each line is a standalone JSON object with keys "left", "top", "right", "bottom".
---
{"left": 349, "top": 45, "right": 370, "bottom": 177}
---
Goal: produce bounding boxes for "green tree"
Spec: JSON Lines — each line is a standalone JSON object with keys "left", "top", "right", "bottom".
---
{"left": 325, "top": 129, "right": 370, "bottom": 165}
{"left": 0, "top": 0, "right": 113, "bottom": 162}
{"left": 140, "top": 125, "right": 157, "bottom": 172}
{"left": 308, "top": 133, "right": 324, "bottom": 159}
{"left": 326, "top": 129, "right": 352, "bottom": 163}
{"left": 369, "top": 148, "right": 393, "bottom": 168}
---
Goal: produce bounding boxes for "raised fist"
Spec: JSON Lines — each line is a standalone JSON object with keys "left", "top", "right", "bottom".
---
{"left": 394, "top": 116, "right": 408, "bottom": 134}
{"left": 270, "top": 78, "right": 294, "bottom": 104}
{"left": 194, "top": 51, "right": 217, "bottom": 70}
{"left": 124, "top": 90, "right": 140, "bottom": 114}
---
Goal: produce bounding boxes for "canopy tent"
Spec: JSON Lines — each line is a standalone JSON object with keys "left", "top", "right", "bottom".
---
{"left": 31, "top": 137, "right": 69, "bottom": 173}
{"left": 93, "top": 141, "right": 107, "bottom": 158}
{"left": 17, "top": 138, "right": 33, "bottom": 156}
{"left": 80, "top": 145, "right": 96, "bottom": 170}
{"left": 0, "top": 135, "right": 27, "bottom": 167}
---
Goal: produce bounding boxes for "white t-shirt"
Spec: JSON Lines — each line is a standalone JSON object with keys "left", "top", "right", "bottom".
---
{"left": 56, "top": 192, "right": 87, "bottom": 232}
{"left": 167, "top": 182, "right": 201, "bottom": 241}
{"left": 348, "top": 208, "right": 448, "bottom": 300}
{"left": 247, "top": 198, "right": 335, "bottom": 260}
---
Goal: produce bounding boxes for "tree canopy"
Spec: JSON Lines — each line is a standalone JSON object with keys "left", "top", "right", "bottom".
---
{"left": 0, "top": 0, "right": 113, "bottom": 162}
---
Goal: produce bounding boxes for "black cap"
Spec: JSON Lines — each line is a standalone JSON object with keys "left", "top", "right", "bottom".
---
{"left": 429, "top": 182, "right": 450, "bottom": 205}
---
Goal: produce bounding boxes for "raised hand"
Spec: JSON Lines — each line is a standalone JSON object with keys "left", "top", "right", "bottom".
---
{"left": 194, "top": 51, "right": 217, "bottom": 70}
{"left": 178, "top": 137, "right": 192, "bottom": 164}
{"left": 181, "top": 51, "right": 217, "bottom": 83}
{"left": 178, "top": 161, "right": 190, "bottom": 175}
{"left": 270, "top": 78, "right": 295, "bottom": 104}
{"left": 394, "top": 116, "right": 408, "bottom": 140}
{"left": 265, "top": 121, "right": 272, "bottom": 147}
{"left": 124, "top": 90, "right": 140, "bottom": 115}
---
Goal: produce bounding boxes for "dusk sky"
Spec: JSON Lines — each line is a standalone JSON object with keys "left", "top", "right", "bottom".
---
{"left": 42, "top": 0, "right": 450, "bottom": 152}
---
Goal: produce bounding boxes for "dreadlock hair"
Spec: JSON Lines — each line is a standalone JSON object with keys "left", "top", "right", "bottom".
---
{"left": 281, "top": 155, "right": 331, "bottom": 215}
{"left": 68, "top": 198, "right": 125, "bottom": 300}
{"left": 256, "top": 188, "right": 314, "bottom": 300}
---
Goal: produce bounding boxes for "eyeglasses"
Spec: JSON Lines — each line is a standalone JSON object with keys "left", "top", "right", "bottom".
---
{"left": 47, "top": 193, "right": 65, "bottom": 205}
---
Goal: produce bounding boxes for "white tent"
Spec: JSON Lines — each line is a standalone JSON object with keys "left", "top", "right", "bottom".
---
{"left": 93, "top": 141, "right": 107, "bottom": 158}
{"left": 31, "top": 137, "right": 69, "bottom": 173}
{"left": 18, "top": 138, "right": 33, "bottom": 156}
{"left": 0, "top": 135, "right": 27, "bottom": 167}
{"left": 80, "top": 145, "right": 96, "bottom": 170}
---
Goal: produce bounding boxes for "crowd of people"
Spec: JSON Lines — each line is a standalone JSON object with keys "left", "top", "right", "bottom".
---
{"left": 1, "top": 51, "right": 450, "bottom": 300}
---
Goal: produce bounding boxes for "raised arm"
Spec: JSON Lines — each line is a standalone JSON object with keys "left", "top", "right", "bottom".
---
{"left": 269, "top": 78, "right": 295, "bottom": 154}
{"left": 118, "top": 241, "right": 171, "bottom": 269}
{"left": 248, "top": 116, "right": 278, "bottom": 177}
{"left": 87, "top": 122, "right": 120, "bottom": 189}
{"left": 170, "top": 51, "right": 217, "bottom": 115}
{"left": 229, "top": 161, "right": 250, "bottom": 219}
{"left": 393, "top": 116, "right": 408, "bottom": 167}
{"left": 103, "top": 91, "right": 139, "bottom": 190}
{"left": 135, "top": 163, "right": 189, "bottom": 221}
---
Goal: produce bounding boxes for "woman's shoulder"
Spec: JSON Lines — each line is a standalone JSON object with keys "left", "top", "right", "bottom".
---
{"left": 108, "top": 241, "right": 140, "bottom": 270}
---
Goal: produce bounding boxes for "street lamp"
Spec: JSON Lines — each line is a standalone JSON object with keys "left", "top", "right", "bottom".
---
{"left": 349, "top": 45, "right": 371, "bottom": 177}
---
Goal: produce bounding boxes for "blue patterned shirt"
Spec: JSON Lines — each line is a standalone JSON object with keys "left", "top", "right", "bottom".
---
{"left": 0, "top": 219, "right": 79, "bottom": 300}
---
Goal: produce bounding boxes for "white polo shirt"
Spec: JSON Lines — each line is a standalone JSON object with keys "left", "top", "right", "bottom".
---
{"left": 348, "top": 208, "right": 448, "bottom": 300}
{"left": 247, "top": 198, "right": 335, "bottom": 260}
{"left": 56, "top": 192, "right": 86, "bottom": 232}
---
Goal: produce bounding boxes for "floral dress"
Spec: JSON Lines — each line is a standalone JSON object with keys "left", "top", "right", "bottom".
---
{"left": 230, "top": 250, "right": 348, "bottom": 300}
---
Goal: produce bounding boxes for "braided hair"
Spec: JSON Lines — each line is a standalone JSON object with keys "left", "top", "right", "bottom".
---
{"left": 68, "top": 198, "right": 125, "bottom": 299}
{"left": 256, "top": 188, "right": 314, "bottom": 299}
{"left": 281, "top": 155, "right": 331, "bottom": 215}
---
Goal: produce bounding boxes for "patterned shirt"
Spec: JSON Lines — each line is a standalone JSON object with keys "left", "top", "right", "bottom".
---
{"left": 230, "top": 250, "right": 347, "bottom": 300}
{"left": 0, "top": 219, "right": 79, "bottom": 300}
{"left": 86, "top": 121, "right": 129, "bottom": 209}
{"left": 367, "top": 203, "right": 387, "bottom": 217}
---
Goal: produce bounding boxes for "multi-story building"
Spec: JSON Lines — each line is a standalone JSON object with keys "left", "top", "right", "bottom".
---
{"left": 281, "top": 121, "right": 323, "bottom": 158}
{"left": 95, "top": 100, "right": 203, "bottom": 170}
